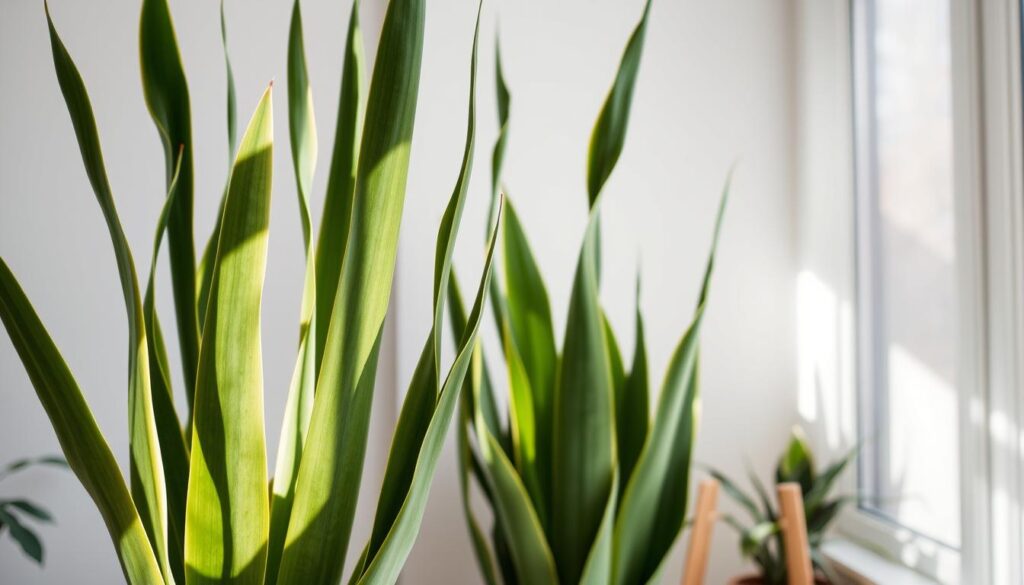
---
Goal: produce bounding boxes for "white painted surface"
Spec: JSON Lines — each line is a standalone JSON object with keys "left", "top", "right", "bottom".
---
{"left": 0, "top": 0, "right": 799, "bottom": 583}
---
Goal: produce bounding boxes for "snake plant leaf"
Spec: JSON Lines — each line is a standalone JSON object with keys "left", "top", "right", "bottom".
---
{"left": 140, "top": 0, "right": 198, "bottom": 404}
{"left": 197, "top": 0, "right": 240, "bottom": 334}
{"left": 46, "top": 9, "right": 173, "bottom": 581}
{"left": 457, "top": 379, "right": 500, "bottom": 585}
{"left": 487, "top": 37, "right": 510, "bottom": 233}
{"left": 277, "top": 0, "right": 425, "bottom": 580}
{"left": 476, "top": 419, "right": 558, "bottom": 585}
{"left": 586, "top": 0, "right": 651, "bottom": 207}
{"left": 359, "top": 11, "right": 480, "bottom": 573}
{"left": 776, "top": 427, "right": 816, "bottom": 493}
{"left": 502, "top": 198, "right": 556, "bottom": 512}
{"left": 804, "top": 445, "right": 858, "bottom": 512}
{"left": 705, "top": 467, "right": 763, "bottom": 523}
{"left": 144, "top": 150, "right": 190, "bottom": 585}
{"left": 586, "top": 0, "right": 652, "bottom": 279}
{"left": 553, "top": 211, "right": 615, "bottom": 585}
{"left": 185, "top": 86, "right": 273, "bottom": 585}
{"left": 3, "top": 500, "right": 54, "bottom": 523}
{"left": 0, "top": 508, "right": 44, "bottom": 564}
{"left": 266, "top": 3, "right": 319, "bottom": 582}
{"left": 578, "top": 472, "right": 618, "bottom": 585}
{"left": 0, "top": 259, "right": 164, "bottom": 584}
{"left": 221, "top": 0, "right": 237, "bottom": 161}
{"left": 613, "top": 177, "right": 729, "bottom": 585}
{"left": 502, "top": 323, "right": 545, "bottom": 526}
{"left": 618, "top": 275, "right": 648, "bottom": 495}
{"left": 356, "top": 202, "right": 500, "bottom": 585}
{"left": 315, "top": 0, "right": 367, "bottom": 379}
{"left": 448, "top": 272, "right": 507, "bottom": 453}
{"left": 747, "top": 464, "right": 777, "bottom": 522}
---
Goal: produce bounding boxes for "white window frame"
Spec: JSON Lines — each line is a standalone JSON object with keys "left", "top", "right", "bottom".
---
{"left": 795, "top": 0, "right": 1024, "bottom": 583}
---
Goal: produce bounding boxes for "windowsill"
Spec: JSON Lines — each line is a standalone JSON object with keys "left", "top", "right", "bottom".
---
{"left": 822, "top": 539, "right": 941, "bottom": 585}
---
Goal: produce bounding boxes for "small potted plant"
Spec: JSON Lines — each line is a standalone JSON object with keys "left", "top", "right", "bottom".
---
{"left": 709, "top": 427, "right": 858, "bottom": 585}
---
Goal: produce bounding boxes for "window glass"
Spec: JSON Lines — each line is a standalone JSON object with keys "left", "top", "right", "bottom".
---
{"left": 854, "top": 0, "right": 960, "bottom": 548}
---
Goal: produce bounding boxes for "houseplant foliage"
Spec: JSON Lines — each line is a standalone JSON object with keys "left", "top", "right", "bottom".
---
{"left": 0, "top": 0, "right": 496, "bottom": 583}
{"left": 447, "top": 1, "right": 732, "bottom": 583}
{"left": 0, "top": 455, "right": 67, "bottom": 565}
{"left": 708, "top": 427, "right": 858, "bottom": 584}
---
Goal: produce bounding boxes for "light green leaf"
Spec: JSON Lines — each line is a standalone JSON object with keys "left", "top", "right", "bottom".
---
{"left": 266, "top": 3, "right": 320, "bottom": 582}
{"left": 0, "top": 259, "right": 163, "bottom": 584}
{"left": 502, "top": 198, "right": 556, "bottom": 515}
{"left": 185, "top": 86, "right": 274, "bottom": 585}
{"left": 46, "top": 8, "right": 172, "bottom": 581}
{"left": 198, "top": 0, "right": 240, "bottom": 335}
{"left": 140, "top": 0, "right": 199, "bottom": 406}
{"left": 613, "top": 176, "right": 730, "bottom": 585}
{"left": 143, "top": 150, "right": 190, "bottom": 585}
{"left": 277, "top": 0, "right": 426, "bottom": 580}
{"left": 314, "top": 0, "right": 366, "bottom": 379}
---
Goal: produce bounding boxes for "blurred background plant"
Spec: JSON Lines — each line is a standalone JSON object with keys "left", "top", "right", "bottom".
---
{"left": 447, "top": 0, "right": 732, "bottom": 583}
{"left": 0, "top": 455, "right": 67, "bottom": 566}
{"left": 708, "top": 427, "right": 860, "bottom": 584}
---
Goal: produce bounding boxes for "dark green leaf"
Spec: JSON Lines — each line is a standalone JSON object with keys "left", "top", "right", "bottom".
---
{"left": 140, "top": 0, "right": 199, "bottom": 405}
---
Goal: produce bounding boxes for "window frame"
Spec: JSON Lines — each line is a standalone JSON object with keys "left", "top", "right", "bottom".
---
{"left": 796, "top": 0, "right": 1024, "bottom": 583}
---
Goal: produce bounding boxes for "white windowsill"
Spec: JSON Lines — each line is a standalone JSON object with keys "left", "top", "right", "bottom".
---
{"left": 822, "top": 539, "right": 941, "bottom": 585}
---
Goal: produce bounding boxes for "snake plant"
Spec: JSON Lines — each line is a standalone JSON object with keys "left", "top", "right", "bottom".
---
{"left": 447, "top": 1, "right": 731, "bottom": 584}
{"left": 0, "top": 0, "right": 495, "bottom": 584}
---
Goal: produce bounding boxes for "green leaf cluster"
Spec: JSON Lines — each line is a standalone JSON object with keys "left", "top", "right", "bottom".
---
{"left": 449, "top": 2, "right": 732, "bottom": 584}
{"left": 709, "top": 426, "right": 860, "bottom": 584}
{"left": 0, "top": 456, "right": 68, "bottom": 565}
{"left": 1, "top": 1, "right": 495, "bottom": 583}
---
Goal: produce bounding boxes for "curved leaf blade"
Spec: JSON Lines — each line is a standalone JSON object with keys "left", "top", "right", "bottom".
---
{"left": 140, "top": 0, "right": 199, "bottom": 404}
{"left": 314, "top": 0, "right": 367, "bottom": 379}
{"left": 357, "top": 200, "right": 500, "bottom": 585}
{"left": 613, "top": 177, "right": 730, "bottom": 585}
{"left": 553, "top": 211, "right": 615, "bottom": 585}
{"left": 185, "top": 87, "right": 274, "bottom": 585}
{"left": 46, "top": 8, "right": 172, "bottom": 581}
{"left": 266, "top": 3, "right": 320, "bottom": 581}
{"left": 0, "top": 259, "right": 163, "bottom": 584}
{"left": 277, "top": 0, "right": 426, "bottom": 581}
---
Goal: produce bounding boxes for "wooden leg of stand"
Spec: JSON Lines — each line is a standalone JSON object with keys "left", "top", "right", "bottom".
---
{"left": 681, "top": 479, "right": 719, "bottom": 585}
{"left": 777, "top": 483, "right": 814, "bottom": 585}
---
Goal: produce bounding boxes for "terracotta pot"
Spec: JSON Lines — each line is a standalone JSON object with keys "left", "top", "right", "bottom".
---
{"left": 726, "top": 575, "right": 830, "bottom": 585}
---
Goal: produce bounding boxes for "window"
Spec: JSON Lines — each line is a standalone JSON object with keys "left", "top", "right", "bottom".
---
{"left": 851, "top": 0, "right": 961, "bottom": 550}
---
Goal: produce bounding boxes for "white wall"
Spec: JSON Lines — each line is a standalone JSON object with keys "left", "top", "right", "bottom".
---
{"left": 0, "top": 0, "right": 798, "bottom": 583}
{"left": 398, "top": 0, "right": 798, "bottom": 583}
